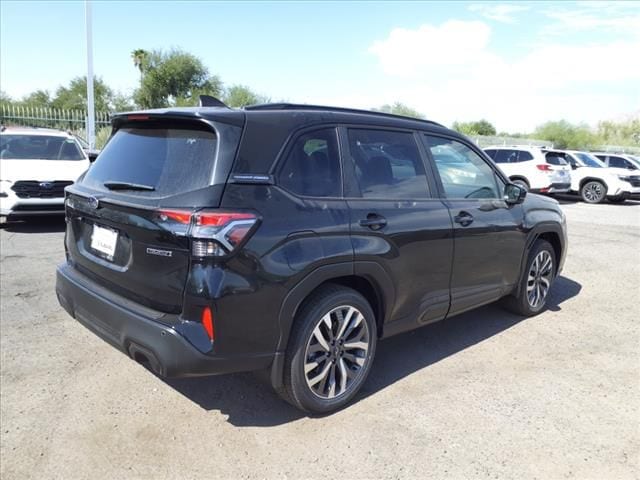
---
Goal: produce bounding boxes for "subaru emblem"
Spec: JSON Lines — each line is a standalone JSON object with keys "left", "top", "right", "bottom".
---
{"left": 88, "top": 196, "right": 100, "bottom": 209}
{"left": 39, "top": 181, "right": 54, "bottom": 189}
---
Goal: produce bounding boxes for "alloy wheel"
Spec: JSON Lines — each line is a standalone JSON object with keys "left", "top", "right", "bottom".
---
{"left": 303, "top": 305, "right": 370, "bottom": 399}
{"left": 583, "top": 182, "right": 604, "bottom": 203}
{"left": 527, "top": 250, "right": 554, "bottom": 308}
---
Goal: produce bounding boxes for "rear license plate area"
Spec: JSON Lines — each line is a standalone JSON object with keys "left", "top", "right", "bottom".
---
{"left": 91, "top": 224, "right": 118, "bottom": 260}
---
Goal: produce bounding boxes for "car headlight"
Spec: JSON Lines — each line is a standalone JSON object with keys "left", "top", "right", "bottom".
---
{"left": 618, "top": 175, "right": 632, "bottom": 182}
{"left": 0, "top": 180, "right": 12, "bottom": 198}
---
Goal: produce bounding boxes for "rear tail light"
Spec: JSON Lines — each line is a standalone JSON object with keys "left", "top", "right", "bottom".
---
{"left": 536, "top": 164, "right": 553, "bottom": 171}
{"left": 156, "top": 209, "right": 258, "bottom": 257}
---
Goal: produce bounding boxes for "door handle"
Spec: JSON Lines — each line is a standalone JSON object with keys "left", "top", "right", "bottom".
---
{"left": 359, "top": 214, "right": 387, "bottom": 230}
{"left": 454, "top": 211, "right": 474, "bottom": 227}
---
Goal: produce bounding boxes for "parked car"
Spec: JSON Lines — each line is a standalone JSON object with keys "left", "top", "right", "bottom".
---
{"left": 547, "top": 150, "right": 640, "bottom": 203}
{"left": 483, "top": 145, "right": 571, "bottom": 193}
{"left": 0, "top": 126, "right": 91, "bottom": 223}
{"left": 592, "top": 152, "right": 640, "bottom": 172}
{"left": 56, "top": 102, "right": 567, "bottom": 413}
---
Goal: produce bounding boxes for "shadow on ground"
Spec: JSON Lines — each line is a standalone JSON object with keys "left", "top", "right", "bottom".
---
{"left": 2, "top": 216, "right": 66, "bottom": 233}
{"left": 165, "top": 275, "right": 582, "bottom": 427}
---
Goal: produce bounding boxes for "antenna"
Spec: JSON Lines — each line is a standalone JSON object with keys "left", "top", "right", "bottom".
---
{"left": 198, "top": 95, "right": 228, "bottom": 108}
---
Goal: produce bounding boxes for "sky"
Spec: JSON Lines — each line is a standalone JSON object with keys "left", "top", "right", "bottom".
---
{"left": 1, "top": 1, "right": 639, "bottom": 132}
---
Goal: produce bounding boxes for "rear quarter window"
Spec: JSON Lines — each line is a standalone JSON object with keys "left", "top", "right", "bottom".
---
{"left": 82, "top": 125, "right": 217, "bottom": 197}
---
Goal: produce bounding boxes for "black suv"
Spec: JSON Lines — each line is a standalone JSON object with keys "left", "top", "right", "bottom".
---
{"left": 56, "top": 102, "right": 567, "bottom": 413}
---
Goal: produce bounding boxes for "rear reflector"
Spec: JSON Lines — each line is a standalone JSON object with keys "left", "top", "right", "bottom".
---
{"left": 201, "top": 307, "right": 215, "bottom": 341}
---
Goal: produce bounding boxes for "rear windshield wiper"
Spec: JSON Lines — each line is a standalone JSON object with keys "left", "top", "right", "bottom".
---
{"left": 103, "top": 181, "right": 155, "bottom": 191}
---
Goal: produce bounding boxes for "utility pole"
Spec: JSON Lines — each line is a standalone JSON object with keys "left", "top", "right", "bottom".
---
{"left": 85, "top": 0, "right": 95, "bottom": 149}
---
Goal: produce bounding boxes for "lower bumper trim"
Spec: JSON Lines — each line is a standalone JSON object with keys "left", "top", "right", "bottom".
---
{"left": 56, "top": 262, "right": 274, "bottom": 377}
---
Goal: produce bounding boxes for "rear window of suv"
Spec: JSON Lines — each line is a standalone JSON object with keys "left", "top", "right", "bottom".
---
{"left": 82, "top": 125, "right": 217, "bottom": 197}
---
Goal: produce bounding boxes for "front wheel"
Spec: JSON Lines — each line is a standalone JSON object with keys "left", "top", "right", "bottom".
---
{"left": 281, "top": 285, "right": 377, "bottom": 414}
{"left": 502, "top": 239, "right": 556, "bottom": 316}
{"left": 581, "top": 181, "right": 607, "bottom": 203}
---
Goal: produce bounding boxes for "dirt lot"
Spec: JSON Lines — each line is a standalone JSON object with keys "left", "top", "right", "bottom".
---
{"left": 1, "top": 199, "right": 639, "bottom": 480}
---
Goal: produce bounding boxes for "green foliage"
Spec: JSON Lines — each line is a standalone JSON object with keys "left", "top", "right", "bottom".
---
{"left": 452, "top": 119, "right": 496, "bottom": 136}
{"left": 375, "top": 102, "right": 425, "bottom": 119}
{"left": 21, "top": 90, "right": 51, "bottom": 106}
{"left": 51, "top": 76, "right": 115, "bottom": 112}
{"left": 131, "top": 49, "right": 149, "bottom": 77}
{"left": 533, "top": 120, "right": 598, "bottom": 149}
{"left": 133, "top": 49, "right": 223, "bottom": 108}
{"left": 596, "top": 118, "right": 640, "bottom": 146}
{"left": 224, "top": 84, "right": 268, "bottom": 108}
{"left": 95, "top": 126, "right": 113, "bottom": 149}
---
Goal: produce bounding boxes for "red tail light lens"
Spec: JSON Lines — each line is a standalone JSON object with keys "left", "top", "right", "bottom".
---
{"left": 201, "top": 306, "right": 215, "bottom": 341}
{"left": 155, "top": 209, "right": 258, "bottom": 256}
{"left": 192, "top": 211, "right": 257, "bottom": 256}
{"left": 536, "top": 164, "right": 553, "bottom": 171}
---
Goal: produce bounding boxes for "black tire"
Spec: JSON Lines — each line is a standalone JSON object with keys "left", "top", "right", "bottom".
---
{"left": 502, "top": 239, "right": 556, "bottom": 316}
{"left": 511, "top": 179, "right": 529, "bottom": 191}
{"left": 608, "top": 196, "right": 626, "bottom": 204}
{"left": 281, "top": 284, "right": 377, "bottom": 414}
{"left": 580, "top": 180, "right": 607, "bottom": 203}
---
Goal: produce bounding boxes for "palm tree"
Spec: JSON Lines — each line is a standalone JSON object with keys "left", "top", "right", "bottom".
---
{"left": 131, "top": 49, "right": 148, "bottom": 84}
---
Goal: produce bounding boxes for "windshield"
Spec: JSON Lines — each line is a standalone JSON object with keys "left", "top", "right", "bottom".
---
{"left": 0, "top": 134, "right": 85, "bottom": 160}
{"left": 627, "top": 155, "right": 640, "bottom": 169}
{"left": 574, "top": 152, "right": 604, "bottom": 168}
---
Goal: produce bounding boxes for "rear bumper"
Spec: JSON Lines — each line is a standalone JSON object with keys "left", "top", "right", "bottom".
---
{"left": 55, "top": 262, "right": 274, "bottom": 377}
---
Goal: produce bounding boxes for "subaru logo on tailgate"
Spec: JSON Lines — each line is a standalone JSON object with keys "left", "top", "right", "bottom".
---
{"left": 39, "top": 182, "right": 54, "bottom": 189}
{"left": 88, "top": 196, "right": 100, "bottom": 209}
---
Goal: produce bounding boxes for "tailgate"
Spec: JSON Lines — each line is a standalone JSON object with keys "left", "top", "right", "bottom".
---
{"left": 63, "top": 116, "right": 241, "bottom": 313}
{"left": 65, "top": 195, "right": 192, "bottom": 313}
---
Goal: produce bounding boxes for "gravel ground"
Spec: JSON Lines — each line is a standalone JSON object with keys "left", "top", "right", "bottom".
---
{"left": 1, "top": 199, "right": 639, "bottom": 480}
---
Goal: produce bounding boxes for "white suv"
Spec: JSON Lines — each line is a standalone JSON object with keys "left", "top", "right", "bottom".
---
{"left": 0, "top": 127, "right": 91, "bottom": 222}
{"left": 592, "top": 152, "right": 640, "bottom": 172}
{"left": 547, "top": 150, "right": 640, "bottom": 203}
{"left": 483, "top": 145, "right": 571, "bottom": 193}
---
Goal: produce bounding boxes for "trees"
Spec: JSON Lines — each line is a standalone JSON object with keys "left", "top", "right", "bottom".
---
{"left": 133, "top": 49, "right": 223, "bottom": 108}
{"left": 131, "top": 49, "right": 148, "bottom": 83}
{"left": 50, "top": 76, "right": 115, "bottom": 112}
{"left": 533, "top": 120, "right": 597, "bottom": 150}
{"left": 452, "top": 119, "right": 496, "bottom": 136}
{"left": 224, "top": 85, "right": 268, "bottom": 108}
{"left": 375, "top": 102, "right": 425, "bottom": 119}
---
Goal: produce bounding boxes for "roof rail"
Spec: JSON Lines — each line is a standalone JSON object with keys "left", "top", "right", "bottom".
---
{"left": 199, "top": 95, "right": 228, "bottom": 108}
{"left": 244, "top": 103, "right": 443, "bottom": 127}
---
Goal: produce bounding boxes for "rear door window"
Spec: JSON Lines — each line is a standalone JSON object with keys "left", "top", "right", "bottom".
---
{"left": 493, "top": 149, "right": 516, "bottom": 163}
{"left": 277, "top": 128, "right": 341, "bottom": 197}
{"left": 346, "top": 129, "right": 430, "bottom": 199}
{"left": 517, "top": 150, "right": 534, "bottom": 161}
{"left": 608, "top": 156, "right": 629, "bottom": 168}
{"left": 82, "top": 125, "right": 217, "bottom": 197}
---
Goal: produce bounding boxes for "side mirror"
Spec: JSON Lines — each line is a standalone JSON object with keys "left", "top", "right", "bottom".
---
{"left": 86, "top": 150, "right": 99, "bottom": 163}
{"left": 571, "top": 163, "right": 578, "bottom": 170}
{"left": 504, "top": 183, "right": 527, "bottom": 205}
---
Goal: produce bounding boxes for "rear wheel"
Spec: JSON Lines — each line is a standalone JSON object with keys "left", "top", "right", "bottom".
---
{"left": 580, "top": 181, "right": 607, "bottom": 203}
{"left": 281, "top": 285, "right": 377, "bottom": 414}
{"left": 502, "top": 239, "right": 556, "bottom": 316}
